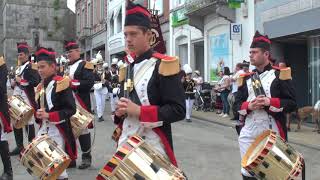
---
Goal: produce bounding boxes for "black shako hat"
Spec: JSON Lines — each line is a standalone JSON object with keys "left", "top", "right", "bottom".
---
{"left": 35, "top": 47, "right": 56, "bottom": 63}
{"left": 250, "top": 31, "right": 271, "bottom": 51}
{"left": 64, "top": 40, "right": 79, "bottom": 51}
{"left": 124, "top": 1, "right": 151, "bottom": 29}
{"left": 17, "top": 42, "right": 29, "bottom": 54}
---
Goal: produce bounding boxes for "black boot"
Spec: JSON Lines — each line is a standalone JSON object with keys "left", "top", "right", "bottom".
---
{"left": 78, "top": 133, "right": 92, "bottom": 169}
{"left": 98, "top": 116, "right": 104, "bottom": 122}
{"left": 67, "top": 160, "right": 76, "bottom": 169}
{"left": 242, "top": 174, "right": 257, "bottom": 180}
{"left": 0, "top": 141, "right": 13, "bottom": 180}
{"left": 10, "top": 127, "right": 23, "bottom": 156}
{"left": 26, "top": 124, "right": 35, "bottom": 142}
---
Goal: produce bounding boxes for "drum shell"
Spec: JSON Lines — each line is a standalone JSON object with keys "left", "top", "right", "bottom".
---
{"left": 97, "top": 135, "right": 186, "bottom": 180}
{"left": 8, "top": 95, "right": 34, "bottom": 129}
{"left": 242, "top": 130, "right": 304, "bottom": 180}
{"left": 20, "top": 135, "right": 71, "bottom": 180}
{"left": 70, "top": 105, "right": 94, "bottom": 138}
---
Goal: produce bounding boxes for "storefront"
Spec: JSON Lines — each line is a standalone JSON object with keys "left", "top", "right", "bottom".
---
{"left": 170, "top": 7, "right": 203, "bottom": 74}
{"left": 257, "top": 2, "right": 320, "bottom": 106}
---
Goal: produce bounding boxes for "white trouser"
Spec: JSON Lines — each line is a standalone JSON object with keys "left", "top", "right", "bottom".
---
{"left": 238, "top": 110, "right": 279, "bottom": 177}
{"left": 37, "top": 122, "right": 68, "bottom": 179}
{"left": 0, "top": 131, "right": 8, "bottom": 141}
{"left": 109, "top": 93, "right": 118, "bottom": 113}
{"left": 13, "top": 86, "right": 34, "bottom": 125}
{"left": 90, "top": 91, "right": 95, "bottom": 112}
{"left": 185, "top": 98, "right": 194, "bottom": 119}
{"left": 94, "top": 87, "right": 108, "bottom": 118}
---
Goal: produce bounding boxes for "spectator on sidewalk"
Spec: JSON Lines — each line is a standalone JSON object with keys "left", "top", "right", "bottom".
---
{"left": 214, "top": 67, "right": 231, "bottom": 118}
{"left": 182, "top": 64, "right": 196, "bottom": 122}
{"left": 228, "top": 63, "right": 245, "bottom": 120}
{"left": 193, "top": 70, "right": 203, "bottom": 108}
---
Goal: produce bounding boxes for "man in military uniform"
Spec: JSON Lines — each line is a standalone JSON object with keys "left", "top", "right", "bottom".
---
{"left": 108, "top": 58, "right": 119, "bottom": 114}
{"left": 182, "top": 64, "right": 195, "bottom": 122}
{"left": 35, "top": 47, "right": 77, "bottom": 180}
{"left": 0, "top": 56, "right": 13, "bottom": 180}
{"left": 234, "top": 31, "right": 297, "bottom": 180}
{"left": 10, "top": 42, "right": 40, "bottom": 156}
{"left": 93, "top": 61, "right": 109, "bottom": 122}
{"left": 65, "top": 40, "right": 95, "bottom": 169}
{"left": 113, "top": 2, "right": 186, "bottom": 167}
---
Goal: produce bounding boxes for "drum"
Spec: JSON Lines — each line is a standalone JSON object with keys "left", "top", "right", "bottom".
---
{"left": 242, "top": 130, "right": 304, "bottom": 180}
{"left": 70, "top": 105, "right": 94, "bottom": 138}
{"left": 8, "top": 95, "right": 34, "bottom": 129}
{"left": 97, "top": 135, "right": 186, "bottom": 180}
{"left": 20, "top": 135, "right": 71, "bottom": 180}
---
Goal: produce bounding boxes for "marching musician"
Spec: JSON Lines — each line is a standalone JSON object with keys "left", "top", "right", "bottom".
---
{"left": 35, "top": 47, "right": 77, "bottom": 180}
{"left": 234, "top": 31, "right": 297, "bottom": 180}
{"left": 93, "top": 60, "right": 109, "bottom": 122}
{"left": 0, "top": 56, "right": 13, "bottom": 180}
{"left": 108, "top": 58, "right": 119, "bottom": 115}
{"left": 65, "top": 40, "right": 95, "bottom": 169}
{"left": 10, "top": 42, "right": 40, "bottom": 156}
{"left": 113, "top": 1, "right": 185, "bottom": 167}
{"left": 182, "top": 64, "right": 195, "bottom": 122}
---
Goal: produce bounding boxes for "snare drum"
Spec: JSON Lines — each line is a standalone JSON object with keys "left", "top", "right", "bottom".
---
{"left": 70, "top": 105, "right": 94, "bottom": 138}
{"left": 242, "top": 130, "right": 304, "bottom": 180}
{"left": 8, "top": 95, "right": 34, "bottom": 129}
{"left": 97, "top": 135, "right": 186, "bottom": 180}
{"left": 20, "top": 135, "right": 71, "bottom": 180}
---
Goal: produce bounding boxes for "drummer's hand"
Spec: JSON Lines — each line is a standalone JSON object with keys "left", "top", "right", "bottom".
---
{"left": 255, "top": 95, "right": 270, "bottom": 107}
{"left": 116, "top": 98, "right": 141, "bottom": 118}
{"left": 15, "top": 76, "right": 21, "bottom": 83}
{"left": 36, "top": 109, "right": 49, "bottom": 119}
{"left": 248, "top": 99, "right": 264, "bottom": 111}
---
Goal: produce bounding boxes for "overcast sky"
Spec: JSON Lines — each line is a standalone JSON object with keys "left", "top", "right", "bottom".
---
{"left": 67, "top": 0, "right": 75, "bottom": 13}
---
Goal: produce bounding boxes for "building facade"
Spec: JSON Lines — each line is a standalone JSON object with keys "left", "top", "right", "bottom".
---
{"left": 106, "top": 0, "right": 169, "bottom": 61}
{"left": 183, "top": 0, "right": 255, "bottom": 82}
{"left": 255, "top": 0, "right": 320, "bottom": 106}
{"left": 1, "top": 0, "right": 76, "bottom": 68}
{"left": 170, "top": 0, "right": 204, "bottom": 75}
{"left": 76, "top": 0, "right": 107, "bottom": 61}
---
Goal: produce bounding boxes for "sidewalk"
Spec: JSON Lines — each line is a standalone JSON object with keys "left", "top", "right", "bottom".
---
{"left": 192, "top": 110, "right": 320, "bottom": 150}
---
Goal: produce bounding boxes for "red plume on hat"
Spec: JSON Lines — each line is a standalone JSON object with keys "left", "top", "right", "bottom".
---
{"left": 64, "top": 40, "right": 79, "bottom": 51}
{"left": 250, "top": 31, "right": 271, "bottom": 51}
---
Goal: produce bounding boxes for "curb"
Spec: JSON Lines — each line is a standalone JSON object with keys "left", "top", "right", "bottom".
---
{"left": 192, "top": 115, "right": 320, "bottom": 151}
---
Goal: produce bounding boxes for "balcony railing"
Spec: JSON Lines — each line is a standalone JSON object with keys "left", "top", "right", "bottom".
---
{"left": 184, "top": 0, "right": 228, "bottom": 14}
{"left": 79, "top": 27, "right": 91, "bottom": 39}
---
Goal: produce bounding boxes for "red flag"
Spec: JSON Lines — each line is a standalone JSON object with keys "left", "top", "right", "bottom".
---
{"left": 150, "top": 11, "right": 166, "bottom": 54}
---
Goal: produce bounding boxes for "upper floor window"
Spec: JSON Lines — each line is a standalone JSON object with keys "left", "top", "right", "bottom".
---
{"left": 149, "top": 0, "right": 163, "bottom": 15}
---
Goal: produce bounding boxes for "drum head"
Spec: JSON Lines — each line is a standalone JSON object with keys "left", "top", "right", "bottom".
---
{"left": 242, "top": 130, "right": 273, "bottom": 168}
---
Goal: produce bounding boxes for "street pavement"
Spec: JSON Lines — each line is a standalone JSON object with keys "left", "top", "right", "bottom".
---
{"left": 2, "top": 102, "right": 320, "bottom": 179}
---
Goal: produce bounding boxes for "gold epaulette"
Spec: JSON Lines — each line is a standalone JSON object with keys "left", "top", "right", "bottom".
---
{"left": 237, "top": 72, "right": 254, "bottom": 87}
{"left": 118, "top": 65, "right": 126, "bottom": 82}
{"left": 55, "top": 76, "right": 70, "bottom": 92}
{"left": 31, "top": 63, "right": 38, "bottom": 70}
{"left": 0, "top": 56, "right": 5, "bottom": 66}
{"left": 158, "top": 56, "right": 180, "bottom": 76}
{"left": 84, "top": 61, "right": 94, "bottom": 70}
{"left": 279, "top": 67, "right": 292, "bottom": 80}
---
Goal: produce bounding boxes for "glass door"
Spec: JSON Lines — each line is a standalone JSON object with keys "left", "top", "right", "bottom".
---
{"left": 308, "top": 36, "right": 320, "bottom": 105}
